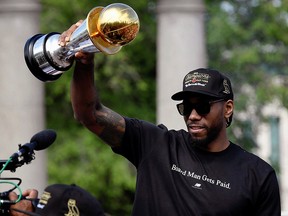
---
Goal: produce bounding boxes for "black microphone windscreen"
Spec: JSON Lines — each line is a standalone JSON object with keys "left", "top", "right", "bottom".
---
{"left": 30, "top": 129, "right": 57, "bottom": 151}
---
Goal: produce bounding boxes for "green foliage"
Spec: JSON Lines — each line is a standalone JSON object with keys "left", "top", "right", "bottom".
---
{"left": 47, "top": 127, "right": 136, "bottom": 214}
{"left": 205, "top": 0, "right": 288, "bottom": 152}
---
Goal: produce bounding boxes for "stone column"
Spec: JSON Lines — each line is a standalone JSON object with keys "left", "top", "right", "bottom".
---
{"left": 156, "top": 0, "right": 206, "bottom": 129}
{"left": 0, "top": 0, "right": 47, "bottom": 193}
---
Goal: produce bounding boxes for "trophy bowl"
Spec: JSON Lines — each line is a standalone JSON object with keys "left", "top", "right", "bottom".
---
{"left": 24, "top": 3, "right": 140, "bottom": 82}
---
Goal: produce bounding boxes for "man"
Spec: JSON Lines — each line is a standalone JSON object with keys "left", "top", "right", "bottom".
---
{"left": 61, "top": 23, "right": 281, "bottom": 215}
{"left": 9, "top": 184, "right": 105, "bottom": 216}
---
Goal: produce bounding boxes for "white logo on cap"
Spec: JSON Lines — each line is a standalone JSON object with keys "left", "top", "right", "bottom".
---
{"left": 184, "top": 72, "right": 210, "bottom": 87}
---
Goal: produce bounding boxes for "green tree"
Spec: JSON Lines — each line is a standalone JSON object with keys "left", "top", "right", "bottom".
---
{"left": 205, "top": 0, "right": 288, "bottom": 152}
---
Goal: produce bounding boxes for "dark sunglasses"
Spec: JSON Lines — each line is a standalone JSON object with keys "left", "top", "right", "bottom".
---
{"left": 176, "top": 99, "right": 225, "bottom": 116}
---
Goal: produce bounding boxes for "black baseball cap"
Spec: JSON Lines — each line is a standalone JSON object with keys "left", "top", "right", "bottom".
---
{"left": 171, "top": 68, "right": 233, "bottom": 101}
{"left": 12, "top": 184, "right": 105, "bottom": 216}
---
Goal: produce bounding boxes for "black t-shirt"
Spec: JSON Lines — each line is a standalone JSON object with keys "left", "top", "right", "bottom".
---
{"left": 112, "top": 117, "right": 281, "bottom": 216}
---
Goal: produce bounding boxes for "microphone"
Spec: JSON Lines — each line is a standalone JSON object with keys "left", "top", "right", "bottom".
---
{"left": 29, "top": 129, "right": 57, "bottom": 151}
{"left": 4, "top": 129, "right": 57, "bottom": 170}
{"left": 0, "top": 130, "right": 56, "bottom": 212}
{"left": 11, "top": 129, "right": 57, "bottom": 160}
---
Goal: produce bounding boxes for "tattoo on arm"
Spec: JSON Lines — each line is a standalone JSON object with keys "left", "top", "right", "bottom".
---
{"left": 95, "top": 107, "right": 125, "bottom": 147}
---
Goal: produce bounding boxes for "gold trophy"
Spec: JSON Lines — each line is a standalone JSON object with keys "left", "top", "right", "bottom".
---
{"left": 24, "top": 3, "right": 140, "bottom": 82}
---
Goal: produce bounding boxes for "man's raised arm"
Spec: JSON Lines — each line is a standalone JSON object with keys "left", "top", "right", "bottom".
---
{"left": 59, "top": 21, "right": 125, "bottom": 147}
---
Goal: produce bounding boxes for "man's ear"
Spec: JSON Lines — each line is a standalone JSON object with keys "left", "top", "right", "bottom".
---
{"left": 225, "top": 99, "right": 234, "bottom": 118}
{"left": 224, "top": 100, "right": 234, "bottom": 127}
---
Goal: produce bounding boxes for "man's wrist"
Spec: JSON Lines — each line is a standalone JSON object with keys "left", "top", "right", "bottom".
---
{"left": 75, "top": 60, "right": 94, "bottom": 69}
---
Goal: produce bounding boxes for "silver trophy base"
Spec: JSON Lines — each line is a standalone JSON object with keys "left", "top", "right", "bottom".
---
{"left": 24, "top": 33, "right": 73, "bottom": 82}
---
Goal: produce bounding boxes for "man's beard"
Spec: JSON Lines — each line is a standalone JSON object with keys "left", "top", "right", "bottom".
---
{"left": 190, "top": 120, "right": 223, "bottom": 149}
